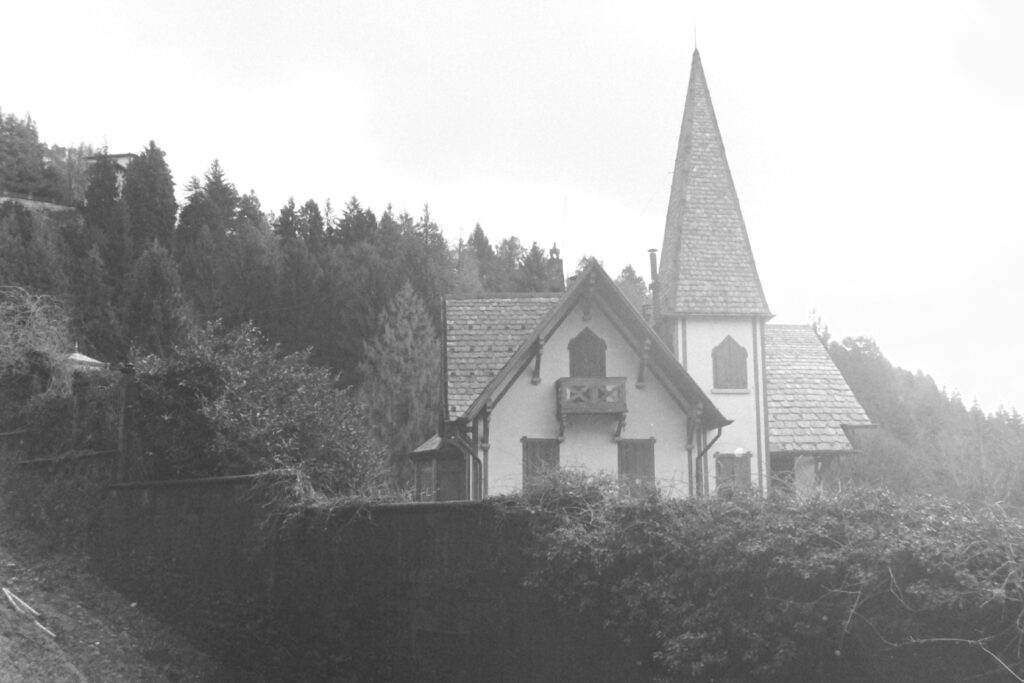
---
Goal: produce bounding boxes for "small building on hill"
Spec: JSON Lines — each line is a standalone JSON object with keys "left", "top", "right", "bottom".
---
{"left": 412, "top": 49, "right": 871, "bottom": 500}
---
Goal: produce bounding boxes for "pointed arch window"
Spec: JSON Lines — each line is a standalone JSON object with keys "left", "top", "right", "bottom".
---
{"left": 712, "top": 336, "right": 748, "bottom": 389}
{"left": 568, "top": 327, "right": 606, "bottom": 378}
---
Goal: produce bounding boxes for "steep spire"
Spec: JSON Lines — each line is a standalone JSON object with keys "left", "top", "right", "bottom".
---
{"left": 658, "top": 49, "right": 770, "bottom": 317}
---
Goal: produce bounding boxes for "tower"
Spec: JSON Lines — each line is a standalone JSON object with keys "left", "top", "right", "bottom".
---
{"left": 657, "top": 49, "right": 772, "bottom": 494}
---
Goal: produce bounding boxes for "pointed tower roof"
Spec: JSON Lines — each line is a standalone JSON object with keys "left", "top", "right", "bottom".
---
{"left": 658, "top": 49, "right": 771, "bottom": 317}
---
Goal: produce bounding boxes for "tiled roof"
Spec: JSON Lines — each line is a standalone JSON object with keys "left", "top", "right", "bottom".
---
{"left": 658, "top": 50, "right": 770, "bottom": 317}
{"left": 445, "top": 295, "right": 561, "bottom": 417}
{"left": 765, "top": 324, "right": 872, "bottom": 453}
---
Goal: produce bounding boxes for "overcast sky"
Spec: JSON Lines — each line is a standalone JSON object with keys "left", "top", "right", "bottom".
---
{"left": 4, "top": 1, "right": 1023, "bottom": 413}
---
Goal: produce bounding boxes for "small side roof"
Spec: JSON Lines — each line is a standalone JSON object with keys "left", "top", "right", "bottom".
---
{"left": 765, "top": 324, "right": 872, "bottom": 454}
{"left": 444, "top": 260, "right": 728, "bottom": 429}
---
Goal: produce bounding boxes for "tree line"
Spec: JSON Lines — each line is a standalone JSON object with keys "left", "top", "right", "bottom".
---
{"left": 817, "top": 323, "right": 1024, "bottom": 504}
{"left": 1, "top": 111, "right": 646, "bottom": 482}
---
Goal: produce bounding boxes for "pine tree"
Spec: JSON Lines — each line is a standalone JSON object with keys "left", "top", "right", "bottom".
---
{"left": 517, "top": 241, "right": 549, "bottom": 291}
{"left": 70, "top": 245, "right": 124, "bottom": 360}
{"left": 123, "top": 140, "right": 176, "bottom": 257}
{"left": 84, "top": 152, "right": 131, "bottom": 288}
{"left": 615, "top": 264, "right": 648, "bottom": 312}
{"left": 358, "top": 283, "right": 441, "bottom": 485}
{"left": 274, "top": 197, "right": 298, "bottom": 240}
{"left": 298, "top": 199, "right": 325, "bottom": 245}
{"left": 123, "top": 243, "right": 188, "bottom": 356}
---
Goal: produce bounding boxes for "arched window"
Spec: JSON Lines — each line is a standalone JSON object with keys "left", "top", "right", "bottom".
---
{"left": 568, "top": 327, "right": 606, "bottom": 378}
{"left": 712, "top": 335, "right": 747, "bottom": 389}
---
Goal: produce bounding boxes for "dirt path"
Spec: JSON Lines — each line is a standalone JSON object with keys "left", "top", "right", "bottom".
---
{"left": 0, "top": 517, "right": 256, "bottom": 682}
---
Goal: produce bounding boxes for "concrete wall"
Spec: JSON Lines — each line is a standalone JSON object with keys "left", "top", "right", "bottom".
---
{"left": 680, "top": 316, "right": 768, "bottom": 493}
{"left": 486, "top": 301, "right": 691, "bottom": 497}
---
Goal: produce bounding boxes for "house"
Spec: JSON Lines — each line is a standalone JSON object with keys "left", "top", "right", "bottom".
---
{"left": 412, "top": 49, "right": 870, "bottom": 501}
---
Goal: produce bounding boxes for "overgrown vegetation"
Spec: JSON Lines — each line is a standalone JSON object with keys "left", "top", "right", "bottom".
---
{"left": 134, "top": 323, "right": 390, "bottom": 496}
{"left": 516, "top": 473, "right": 1024, "bottom": 682}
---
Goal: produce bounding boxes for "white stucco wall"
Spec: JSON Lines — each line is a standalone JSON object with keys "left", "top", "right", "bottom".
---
{"left": 680, "top": 317, "right": 768, "bottom": 493}
{"left": 485, "top": 303, "right": 692, "bottom": 497}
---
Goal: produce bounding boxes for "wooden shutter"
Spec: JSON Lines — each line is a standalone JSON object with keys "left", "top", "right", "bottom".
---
{"left": 618, "top": 439, "right": 655, "bottom": 494}
{"left": 712, "top": 336, "right": 748, "bottom": 389}
{"left": 568, "top": 327, "right": 607, "bottom": 378}
{"left": 716, "top": 453, "right": 751, "bottom": 494}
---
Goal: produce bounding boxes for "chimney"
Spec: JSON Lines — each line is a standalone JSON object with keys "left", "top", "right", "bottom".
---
{"left": 548, "top": 243, "right": 565, "bottom": 292}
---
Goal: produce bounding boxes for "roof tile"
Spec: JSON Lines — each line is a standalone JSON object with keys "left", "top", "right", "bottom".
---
{"left": 445, "top": 295, "right": 561, "bottom": 416}
{"left": 765, "top": 324, "right": 872, "bottom": 454}
{"left": 658, "top": 50, "right": 770, "bottom": 317}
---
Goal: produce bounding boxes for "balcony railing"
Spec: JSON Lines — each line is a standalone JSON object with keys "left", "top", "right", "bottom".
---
{"left": 555, "top": 377, "right": 627, "bottom": 438}
{"left": 556, "top": 377, "right": 627, "bottom": 413}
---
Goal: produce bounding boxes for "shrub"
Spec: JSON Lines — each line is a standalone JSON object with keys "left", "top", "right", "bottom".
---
{"left": 522, "top": 479, "right": 1024, "bottom": 682}
{"left": 135, "top": 323, "right": 390, "bottom": 496}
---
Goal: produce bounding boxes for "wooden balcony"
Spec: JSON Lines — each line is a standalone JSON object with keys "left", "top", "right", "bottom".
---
{"left": 555, "top": 377, "right": 627, "bottom": 438}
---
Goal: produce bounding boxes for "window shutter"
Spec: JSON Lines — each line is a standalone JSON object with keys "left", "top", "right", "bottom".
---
{"left": 568, "top": 327, "right": 607, "bottom": 378}
{"left": 618, "top": 439, "right": 655, "bottom": 494}
{"left": 712, "top": 336, "right": 748, "bottom": 389}
{"left": 716, "top": 453, "right": 751, "bottom": 494}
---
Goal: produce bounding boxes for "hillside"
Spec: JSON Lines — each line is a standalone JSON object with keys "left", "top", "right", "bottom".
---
{"left": 824, "top": 331, "right": 1024, "bottom": 503}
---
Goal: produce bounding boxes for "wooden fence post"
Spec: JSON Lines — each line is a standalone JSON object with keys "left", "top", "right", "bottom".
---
{"left": 116, "top": 362, "right": 135, "bottom": 483}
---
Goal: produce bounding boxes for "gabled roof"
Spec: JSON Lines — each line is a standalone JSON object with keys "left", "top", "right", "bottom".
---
{"left": 658, "top": 49, "right": 770, "bottom": 317}
{"left": 765, "top": 324, "right": 872, "bottom": 454}
{"left": 444, "top": 260, "right": 728, "bottom": 429}
{"left": 445, "top": 294, "right": 562, "bottom": 417}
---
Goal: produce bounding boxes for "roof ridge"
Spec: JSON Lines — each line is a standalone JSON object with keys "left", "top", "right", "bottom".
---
{"left": 447, "top": 292, "right": 563, "bottom": 301}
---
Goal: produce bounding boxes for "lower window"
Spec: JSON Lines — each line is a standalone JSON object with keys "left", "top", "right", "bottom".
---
{"left": 716, "top": 452, "right": 752, "bottom": 494}
{"left": 618, "top": 439, "right": 655, "bottom": 494}
{"left": 522, "top": 438, "right": 560, "bottom": 490}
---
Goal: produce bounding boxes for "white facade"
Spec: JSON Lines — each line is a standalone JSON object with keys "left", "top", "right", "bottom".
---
{"left": 669, "top": 316, "right": 769, "bottom": 494}
{"left": 485, "top": 301, "right": 693, "bottom": 497}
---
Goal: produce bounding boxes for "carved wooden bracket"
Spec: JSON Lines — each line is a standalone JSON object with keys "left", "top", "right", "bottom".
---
{"left": 481, "top": 399, "right": 492, "bottom": 454}
{"left": 636, "top": 338, "right": 651, "bottom": 389}
{"left": 614, "top": 411, "right": 627, "bottom": 440}
{"left": 532, "top": 339, "right": 544, "bottom": 385}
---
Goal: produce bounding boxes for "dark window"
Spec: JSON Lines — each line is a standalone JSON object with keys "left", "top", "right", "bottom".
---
{"left": 770, "top": 453, "right": 795, "bottom": 492}
{"left": 568, "top": 327, "right": 607, "bottom": 378}
{"left": 415, "top": 459, "right": 435, "bottom": 501}
{"left": 618, "top": 439, "right": 655, "bottom": 494}
{"left": 712, "top": 336, "right": 748, "bottom": 389}
{"left": 414, "top": 453, "right": 467, "bottom": 502}
{"left": 523, "top": 438, "right": 560, "bottom": 490}
{"left": 716, "top": 452, "right": 752, "bottom": 494}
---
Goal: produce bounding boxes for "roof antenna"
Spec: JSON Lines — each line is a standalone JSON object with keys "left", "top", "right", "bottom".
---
{"left": 694, "top": 23, "right": 697, "bottom": 50}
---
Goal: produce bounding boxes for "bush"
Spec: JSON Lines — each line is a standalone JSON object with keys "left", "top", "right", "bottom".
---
{"left": 521, "top": 479, "right": 1024, "bottom": 682}
{"left": 135, "top": 323, "right": 390, "bottom": 496}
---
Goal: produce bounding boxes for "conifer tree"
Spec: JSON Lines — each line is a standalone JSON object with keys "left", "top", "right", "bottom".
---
{"left": 123, "top": 243, "right": 188, "bottom": 356}
{"left": 70, "top": 245, "right": 124, "bottom": 360}
{"left": 518, "top": 241, "right": 549, "bottom": 291}
{"left": 274, "top": 197, "right": 298, "bottom": 239}
{"left": 84, "top": 153, "right": 131, "bottom": 287}
{"left": 299, "top": 199, "right": 325, "bottom": 245}
{"left": 358, "top": 283, "right": 441, "bottom": 485}
{"left": 123, "top": 140, "right": 176, "bottom": 257}
{"left": 615, "top": 264, "right": 648, "bottom": 312}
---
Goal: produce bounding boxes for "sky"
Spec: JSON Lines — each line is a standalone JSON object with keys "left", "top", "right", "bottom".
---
{"left": 4, "top": 1, "right": 1023, "bottom": 413}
